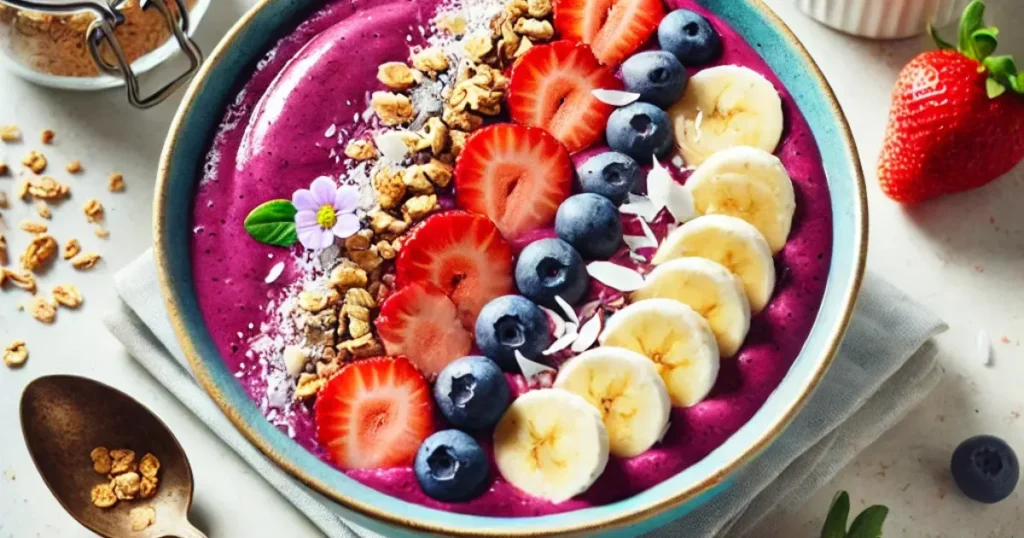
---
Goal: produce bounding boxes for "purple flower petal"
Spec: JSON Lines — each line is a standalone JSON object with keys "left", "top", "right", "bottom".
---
{"left": 332, "top": 213, "right": 361, "bottom": 238}
{"left": 334, "top": 186, "right": 359, "bottom": 214}
{"left": 297, "top": 225, "right": 324, "bottom": 250}
{"left": 310, "top": 176, "right": 337, "bottom": 207}
{"left": 295, "top": 210, "right": 318, "bottom": 229}
{"left": 292, "top": 189, "right": 318, "bottom": 212}
{"left": 316, "top": 228, "right": 336, "bottom": 249}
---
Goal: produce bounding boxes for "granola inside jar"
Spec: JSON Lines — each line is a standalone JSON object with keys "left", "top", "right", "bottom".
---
{"left": 0, "top": 0, "right": 206, "bottom": 88}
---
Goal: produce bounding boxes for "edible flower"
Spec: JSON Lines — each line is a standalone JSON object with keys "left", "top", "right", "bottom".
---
{"left": 292, "top": 176, "right": 360, "bottom": 250}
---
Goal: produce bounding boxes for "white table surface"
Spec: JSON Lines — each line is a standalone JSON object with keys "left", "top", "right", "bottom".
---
{"left": 1, "top": 1, "right": 1021, "bottom": 536}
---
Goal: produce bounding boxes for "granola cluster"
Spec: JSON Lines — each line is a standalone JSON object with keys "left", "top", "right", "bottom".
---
{"left": 88, "top": 447, "right": 161, "bottom": 528}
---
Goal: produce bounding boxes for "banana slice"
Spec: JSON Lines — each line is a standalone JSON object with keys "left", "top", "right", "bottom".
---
{"left": 493, "top": 389, "right": 609, "bottom": 503}
{"left": 554, "top": 347, "right": 671, "bottom": 458}
{"left": 632, "top": 257, "right": 751, "bottom": 358}
{"left": 599, "top": 299, "right": 720, "bottom": 408}
{"left": 651, "top": 214, "right": 776, "bottom": 314}
{"left": 669, "top": 65, "right": 783, "bottom": 166}
{"left": 686, "top": 146, "right": 795, "bottom": 253}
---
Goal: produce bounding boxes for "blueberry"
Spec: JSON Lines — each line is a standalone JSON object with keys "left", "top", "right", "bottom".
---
{"left": 414, "top": 429, "right": 490, "bottom": 502}
{"left": 474, "top": 297, "right": 551, "bottom": 371}
{"left": 951, "top": 435, "right": 1019, "bottom": 503}
{"left": 605, "top": 102, "right": 674, "bottom": 163}
{"left": 621, "top": 51, "right": 688, "bottom": 109}
{"left": 515, "top": 238, "right": 588, "bottom": 307}
{"left": 434, "top": 356, "right": 510, "bottom": 428}
{"left": 577, "top": 152, "right": 641, "bottom": 205}
{"left": 555, "top": 194, "right": 623, "bottom": 260}
{"left": 658, "top": 9, "right": 722, "bottom": 65}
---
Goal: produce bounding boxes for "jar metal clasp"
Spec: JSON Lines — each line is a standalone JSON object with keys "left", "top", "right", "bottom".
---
{"left": 0, "top": 0, "right": 203, "bottom": 108}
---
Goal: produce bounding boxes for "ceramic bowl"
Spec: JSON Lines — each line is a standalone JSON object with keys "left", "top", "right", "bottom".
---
{"left": 155, "top": 0, "right": 867, "bottom": 535}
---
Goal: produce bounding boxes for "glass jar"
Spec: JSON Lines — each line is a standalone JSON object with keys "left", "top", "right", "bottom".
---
{"left": 0, "top": 0, "right": 208, "bottom": 106}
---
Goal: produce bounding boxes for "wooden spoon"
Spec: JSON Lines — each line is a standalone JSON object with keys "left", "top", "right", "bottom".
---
{"left": 20, "top": 375, "right": 206, "bottom": 538}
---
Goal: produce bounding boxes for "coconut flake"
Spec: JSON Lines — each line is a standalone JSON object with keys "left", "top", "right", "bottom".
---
{"left": 978, "top": 330, "right": 994, "bottom": 367}
{"left": 623, "top": 234, "right": 657, "bottom": 251}
{"left": 571, "top": 315, "right": 602, "bottom": 353}
{"left": 638, "top": 217, "right": 658, "bottom": 246}
{"left": 541, "top": 306, "right": 567, "bottom": 338}
{"left": 264, "top": 262, "right": 286, "bottom": 284}
{"left": 694, "top": 110, "right": 704, "bottom": 141}
{"left": 543, "top": 331, "right": 577, "bottom": 356}
{"left": 587, "top": 261, "right": 645, "bottom": 292}
{"left": 324, "top": 124, "right": 337, "bottom": 138}
{"left": 554, "top": 295, "right": 579, "bottom": 325}
{"left": 629, "top": 251, "right": 647, "bottom": 263}
{"left": 647, "top": 157, "right": 695, "bottom": 223}
{"left": 516, "top": 350, "right": 558, "bottom": 380}
{"left": 374, "top": 131, "right": 411, "bottom": 162}
{"left": 671, "top": 155, "right": 685, "bottom": 168}
{"left": 592, "top": 89, "right": 641, "bottom": 107}
{"left": 620, "top": 195, "right": 659, "bottom": 222}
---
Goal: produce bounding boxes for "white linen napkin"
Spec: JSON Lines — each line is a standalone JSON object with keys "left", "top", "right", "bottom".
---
{"left": 104, "top": 250, "right": 946, "bottom": 538}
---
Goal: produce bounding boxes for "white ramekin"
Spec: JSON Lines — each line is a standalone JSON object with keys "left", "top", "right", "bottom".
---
{"left": 793, "top": 0, "right": 969, "bottom": 39}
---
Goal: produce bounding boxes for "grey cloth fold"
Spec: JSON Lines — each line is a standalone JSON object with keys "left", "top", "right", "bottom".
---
{"left": 104, "top": 251, "right": 946, "bottom": 538}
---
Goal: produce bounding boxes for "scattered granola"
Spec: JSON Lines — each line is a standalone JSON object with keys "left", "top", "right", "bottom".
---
{"left": 22, "top": 150, "right": 47, "bottom": 173}
{"left": 2, "top": 268, "right": 36, "bottom": 292}
{"left": 41, "top": 130, "right": 55, "bottom": 144}
{"left": 377, "top": 61, "right": 420, "bottom": 90}
{"left": 329, "top": 263, "right": 368, "bottom": 290}
{"left": 90, "top": 447, "right": 112, "bottom": 474}
{"left": 112, "top": 471, "right": 141, "bottom": 500}
{"left": 83, "top": 199, "right": 104, "bottom": 223}
{"left": 108, "top": 172, "right": 125, "bottom": 192}
{"left": 109, "top": 449, "right": 137, "bottom": 475}
{"left": 129, "top": 506, "right": 157, "bottom": 531}
{"left": 0, "top": 125, "right": 20, "bottom": 142}
{"left": 35, "top": 200, "right": 51, "bottom": 219}
{"left": 401, "top": 194, "right": 438, "bottom": 223}
{"left": 411, "top": 46, "right": 450, "bottom": 75}
{"left": 372, "top": 166, "right": 406, "bottom": 209}
{"left": 371, "top": 91, "right": 415, "bottom": 126}
{"left": 19, "top": 220, "right": 47, "bottom": 233}
{"left": 3, "top": 340, "right": 28, "bottom": 367}
{"left": 20, "top": 234, "right": 57, "bottom": 272}
{"left": 27, "top": 175, "right": 69, "bottom": 199}
{"left": 66, "top": 159, "right": 82, "bottom": 174}
{"left": 0, "top": 192, "right": 6, "bottom": 208}
{"left": 70, "top": 252, "right": 101, "bottom": 270}
{"left": 95, "top": 227, "right": 110, "bottom": 238}
{"left": 436, "top": 14, "right": 467, "bottom": 35}
{"left": 0, "top": 234, "right": 6, "bottom": 265}
{"left": 0, "top": 161, "right": 7, "bottom": 175}
{"left": 344, "top": 139, "right": 377, "bottom": 161}
{"left": 139, "top": 453, "right": 160, "bottom": 478}
{"left": 63, "top": 238, "right": 81, "bottom": 259}
{"left": 15, "top": 179, "right": 29, "bottom": 200}
{"left": 29, "top": 296, "right": 57, "bottom": 323}
{"left": 52, "top": 284, "right": 83, "bottom": 308}
{"left": 294, "top": 372, "right": 326, "bottom": 399}
{"left": 90, "top": 484, "right": 118, "bottom": 508}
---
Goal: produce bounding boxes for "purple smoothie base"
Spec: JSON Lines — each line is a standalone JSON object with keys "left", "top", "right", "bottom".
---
{"left": 190, "top": 0, "right": 832, "bottom": 517}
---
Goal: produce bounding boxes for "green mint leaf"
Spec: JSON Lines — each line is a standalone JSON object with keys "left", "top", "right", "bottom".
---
{"left": 821, "top": 491, "right": 850, "bottom": 538}
{"left": 987, "top": 78, "right": 1008, "bottom": 98}
{"left": 847, "top": 506, "right": 889, "bottom": 538}
{"left": 928, "top": 22, "right": 956, "bottom": 50}
{"left": 957, "top": 0, "right": 987, "bottom": 58}
{"left": 971, "top": 27, "right": 999, "bottom": 59}
{"left": 244, "top": 199, "right": 299, "bottom": 247}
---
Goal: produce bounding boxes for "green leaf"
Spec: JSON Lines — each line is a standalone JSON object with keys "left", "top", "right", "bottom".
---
{"left": 928, "top": 22, "right": 956, "bottom": 50}
{"left": 244, "top": 199, "right": 298, "bottom": 247}
{"left": 987, "top": 78, "right": 1008, "bottom": 98}
{"left": 971, "top": 27, "right": 999, "bottom": 59}
{"left": 957, "top": 0, "right": 987, "bottom": 59}
{"left": 847, "top": 506, "right": 889, "bottom": 538}
{"left": 821, "top": 491, "right": 851, "bottom": 538}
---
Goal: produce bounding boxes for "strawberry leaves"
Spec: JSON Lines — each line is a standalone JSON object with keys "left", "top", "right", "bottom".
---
{"left": 820, "top": 491, "right": 889, "bottom": 538}
{"left": 930, "top": 0, "right": 1023, "bottom": 99}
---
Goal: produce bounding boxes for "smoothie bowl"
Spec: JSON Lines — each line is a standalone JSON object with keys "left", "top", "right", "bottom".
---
{"left": 155, "top": 0, "right": 866, "bottom": 535}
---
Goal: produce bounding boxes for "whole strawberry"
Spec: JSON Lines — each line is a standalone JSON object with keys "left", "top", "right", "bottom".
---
{"left": 878, "top": 0, "right": 1024, "bottom": 203}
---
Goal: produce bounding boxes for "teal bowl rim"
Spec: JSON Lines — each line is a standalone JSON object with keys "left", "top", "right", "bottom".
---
{"left": 154, "top": 0, "right": 868, "bottom": 535}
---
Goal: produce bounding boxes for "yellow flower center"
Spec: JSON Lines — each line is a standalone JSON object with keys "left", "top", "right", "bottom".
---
{"left": 316, "top": 205, "right": 337, "bottom": 229}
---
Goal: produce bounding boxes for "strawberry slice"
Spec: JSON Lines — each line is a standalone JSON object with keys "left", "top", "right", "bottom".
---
{"left": 454, "top": 124, "right": 573, "bottom": 239}
{"left": 507, "top": 41, "right": 621, "bottom": 152}
{"left": 314, "top": 356, "right": 434, "bottom": 469}
{"left": 553, "top": 0, "right": 666, "bottom": 67}
{"left": 375, "top": 281, "right": 475, "bottom": 376}
{"left": 395, "top": 211, "right": 515, "bottom": 328}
